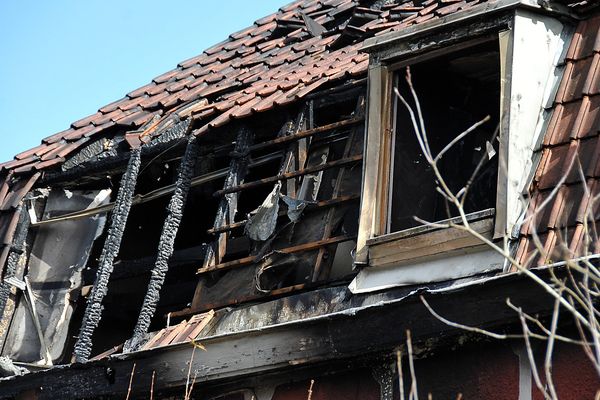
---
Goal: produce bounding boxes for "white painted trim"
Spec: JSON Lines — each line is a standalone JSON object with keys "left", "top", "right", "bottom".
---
{"left": 349, "top": 248, "right": 504, "bottom": 294}
{"left": 502, "top": 10, "right": 566, "bottom": 237}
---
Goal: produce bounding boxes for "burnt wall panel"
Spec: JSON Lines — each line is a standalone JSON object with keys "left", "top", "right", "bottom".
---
{"left": 2, "top": 189, "right": 109, "bottom": 363}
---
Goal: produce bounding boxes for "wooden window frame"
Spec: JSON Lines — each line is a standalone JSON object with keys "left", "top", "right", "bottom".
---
{"left": 359, "top": 37, "right": 501, "bottom": 268}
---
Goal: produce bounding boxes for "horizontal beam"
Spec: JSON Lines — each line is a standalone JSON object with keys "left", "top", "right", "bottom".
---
{"left": 248, "top": 116, "right": 364, "bottom": 153}
{"left": 31, "top": 153, "right": 282, "bottom": 227}
{"left": 214, "top": 155, "right": 363, "bottom": 197}
{"left": 197, "top": 235, "right": 355, "bottom": 275}
{"left": 206, "top": 195, "right": 359, "bottom": 235}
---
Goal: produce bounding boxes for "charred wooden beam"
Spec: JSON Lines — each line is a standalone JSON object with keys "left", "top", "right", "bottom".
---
{"left": 73, "top": 148, "right": 142, "bottom": 363}
{"left": 0, "top": 207, "right": 30, "bottom": 318}
{"left": 206, "top": 195, "right": 360, "bottom": 235}
{"left": 305, "top": 77, "right": 367, "bottom": 103}
{"left": 245, "top": 111, "right": 307, "bottom": 242}
{"left": 191, "top": 128, "right": 254, "bottom": 311}
{"left": 213, "top": 155, "right": 363, "bottom": 198}
{"left": 313, "top": 96, "right": 364, "bottom": 282}
{"left": 197, "top": 234, "right": 355, "bottom": 275}
{"left": 247, "top": 117, "right": 363, "bottom": 153}
{"left": 126, "top": 136, "right": 199, "bottom": 352}
{"left": 30, "top": 153, "right": 282, "bottom": 227}
{"left": 203, "top": 128, "right": 253, "bottom": 268}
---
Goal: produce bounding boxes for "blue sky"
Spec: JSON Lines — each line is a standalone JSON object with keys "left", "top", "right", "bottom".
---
{"left": 0, "top": 1, "right": 284, "bottom": 163}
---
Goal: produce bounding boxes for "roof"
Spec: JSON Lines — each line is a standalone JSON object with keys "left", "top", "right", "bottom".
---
{"left": 516, "top": 14, "right": 600, "bottom": 266}
{"left": 0, "top": 1, "right": 597, "bottom": 276}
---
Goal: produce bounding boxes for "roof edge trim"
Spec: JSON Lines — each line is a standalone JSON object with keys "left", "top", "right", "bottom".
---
{"left": 362, "top": 0, "right": 570, "bottom": 54}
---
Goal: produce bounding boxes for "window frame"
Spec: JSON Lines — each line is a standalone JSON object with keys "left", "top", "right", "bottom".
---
{"left": 356, "top": 34, "right": 505, "bottom": 267}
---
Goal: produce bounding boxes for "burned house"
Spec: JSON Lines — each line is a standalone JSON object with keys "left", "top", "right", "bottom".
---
{"left": 0, "top": 0, "right": 599, "bottom": 398}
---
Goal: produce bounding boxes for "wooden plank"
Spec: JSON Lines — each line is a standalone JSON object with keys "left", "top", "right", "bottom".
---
{"left": 247, "top": 117, "right": 363, "bottom": 153}
{"left": 197, "top": 235, "right": 356, "bottom": 275}
{"left": 355, "top": 64, "right": 390, "bottom": 265}
{"left": 31, "top": 153, "right": 282, "bottom": 227}
{"left": 213, "top": 155, "right": 363, "bottom": 197}
{"left": 367, "top": 208, "right": 495, "bottom": 246}
{"left": 192, "top": 129, "right": 253, "bottom": 311}
{"left": 312, "top": 96, "right": 365, "bottom": 282}
{"left": 368, "top": 218, "right": 494, "bottom": 268}
{"left": 207, "top": 195, "right": 360, "bottom": 235}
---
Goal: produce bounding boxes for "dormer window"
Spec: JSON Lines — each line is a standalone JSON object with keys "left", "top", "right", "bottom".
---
{"left": 352, "top": 8, "right": 569, "bottom": 292}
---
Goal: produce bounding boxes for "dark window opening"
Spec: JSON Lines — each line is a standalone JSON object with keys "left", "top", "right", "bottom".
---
{"left": 390, "top": 41, "right": 500, "bottom": 232}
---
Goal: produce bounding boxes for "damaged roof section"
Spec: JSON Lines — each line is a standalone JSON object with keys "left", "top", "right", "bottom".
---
{"left": 0, "top": 0, "right": 531, "bottom": 179}
{"left": 0, "top": 77, "right": 367, "bottom": 365}
{"left": 1, "top": 0, "right": 599, "bottom": 391}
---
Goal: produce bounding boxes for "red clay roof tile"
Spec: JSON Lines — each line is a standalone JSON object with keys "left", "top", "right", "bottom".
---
{"left": 577, "top": 95, "right": 600, "bottom": 138}
{"left": 571, "top": 16, "right": 600, "bottom": 60}
{"left": 560, "top": 57, "right": 594, "bottom": 102}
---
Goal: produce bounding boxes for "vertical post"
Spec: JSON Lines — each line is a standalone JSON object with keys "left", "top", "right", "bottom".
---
{"left": 127, "top": 135, "right": 199, "bottom": 351}
{"left": 191, "top": 127, "right": 253, "bottom": 311}
{"left": 355, "top": 63, "right": 391, "bottom": 266}
{"left": 0, "top": 206, "right": 30, "bottom": 318}
{"left": 74, "top": 148, "right": 142, "bottom": 362}
{"left": 312, "top": 96, "right": 365, "bottom": 281}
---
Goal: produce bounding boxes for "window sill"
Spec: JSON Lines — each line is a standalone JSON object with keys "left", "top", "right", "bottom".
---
{"left": 366, "top": 208, "right": 495, "bottom": 268}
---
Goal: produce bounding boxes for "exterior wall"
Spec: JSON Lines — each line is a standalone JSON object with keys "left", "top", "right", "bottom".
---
{"left": 533, "top": 343, "right": 600, "bottom": 400}
{"left": 197, "top": 341, "right": 599, "bottom": 400}
{"left": 272, "top": 369, "right": 380, "bottom": 400}
{"left": 412, "top": 343, "right": 520, "bottom": 399}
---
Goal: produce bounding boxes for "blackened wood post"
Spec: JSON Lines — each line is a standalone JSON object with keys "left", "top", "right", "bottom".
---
{"left": 191, "top": 127, "right": 253, "bottom": 310}
{"left": 126, "top": 135, "right": 199, "bottom": 351}
{"left": 73, "top": 148, "right": 142, "bottom": 362}
{"left": 0, "top": 206, "right": 30, "bottom": 318}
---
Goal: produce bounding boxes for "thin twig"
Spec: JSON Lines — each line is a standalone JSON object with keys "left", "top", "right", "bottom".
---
{"left": 125, "top": 363, "right": 136, "bottom": 400}
{"left": 150, "top": 370, "right": 156, "bottom": 400}
{"left": 421, "top": 295, "right": 510, "bottom": 340}
{"left": 434, "top": 116, "right": 491, "bottom": 162}
{"left": 406, "top": 330, "right": 419, "bottom": 400}
{"left": 307, "top": 379, "right": 315, "bottom": 400}
{"left": 545, "top": 296, "right": 561, "bottom": 400}
{"left": 397, "top": 348, "right": 405, "bottom": 400}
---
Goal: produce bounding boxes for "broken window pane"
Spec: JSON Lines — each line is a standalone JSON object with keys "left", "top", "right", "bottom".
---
{"left": 390, "top": 41, "right": 500, "bottom": 232}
